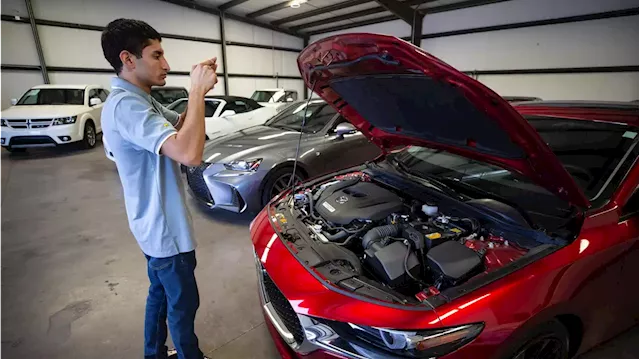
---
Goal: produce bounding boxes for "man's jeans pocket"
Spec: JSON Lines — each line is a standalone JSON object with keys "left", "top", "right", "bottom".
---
{"left": 148, "top": 256, "right": 173, "bottom": 271}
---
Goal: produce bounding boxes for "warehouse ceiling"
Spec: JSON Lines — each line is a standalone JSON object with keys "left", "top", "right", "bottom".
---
{"left": 190, "top": 0, "right": 507, "bottom": 37}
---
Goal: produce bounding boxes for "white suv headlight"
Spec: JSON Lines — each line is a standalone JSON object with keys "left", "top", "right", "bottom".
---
{"left": 52, "top": 116, "right": 77, "bottom": 125}
{"left": 224, "top": 158, "right": 262, "bottom": 171}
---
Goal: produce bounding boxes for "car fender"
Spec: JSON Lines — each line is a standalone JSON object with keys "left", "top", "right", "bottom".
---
{"left": 77, "top": 113, "right": 95, "bottom": 138}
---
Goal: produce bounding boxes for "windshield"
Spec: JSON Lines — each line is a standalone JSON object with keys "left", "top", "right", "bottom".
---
{"left": 393, "top": 116, "right": 638, "bottom": 211}
{"left": 265, "top": 101, "right": 336, "bottom": 133}
{"left": 17, "top": 88, "right": 84, "bottom": 105}
{"left": 151, "top": 88, "right": 188, "bottom": 105}
{"left": 251, "top": 91, "right": 276, "bottom": 102}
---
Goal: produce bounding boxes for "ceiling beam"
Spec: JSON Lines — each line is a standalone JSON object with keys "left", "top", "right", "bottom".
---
{"left": 271, "top": 0, "right": 371, "bottom": 26}
{"left": 374, "top": 0, "right": 418, "bottom": 23}
{"left": 246, "top": 0, "right": 291, "bottom": 19}
{"left": 158, "top": 0, "right": 303, "bottom": 38}
{"left": 290, "top": 0, "right": 431, "bottom": 32}
{"left": 218, "top": 0, "right": 249, "bottom": 11}
{"left": 374, "top": 0, "right": 424, "bottom": 45}
{"left": 290, "top": 7, "right": 387, "bottom": 31}
{"left": 306, "top": 14, "right": 397, "bottom": 35}
{"left": 305, "top": 0, "right": 509, "bottom": 36}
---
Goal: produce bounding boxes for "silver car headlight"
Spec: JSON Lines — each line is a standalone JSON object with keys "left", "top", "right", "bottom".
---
{"left": 224, "top": 158, "right": 262, "bottom": 171}
{"left": 52, "top": 116, "right": 77, "bottom": 125}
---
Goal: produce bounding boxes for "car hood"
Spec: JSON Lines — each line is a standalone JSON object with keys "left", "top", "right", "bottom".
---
{"left": 297, "top": 33, "right": 589, "bottom": 208}
{"left": 202, "top": 125, "right": 302, "bottom": 163}
{"left": 1, "top": 105, "right": 88, "bottom": 119}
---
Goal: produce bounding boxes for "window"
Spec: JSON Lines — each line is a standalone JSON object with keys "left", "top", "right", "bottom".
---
{"left": 170, "top": 100, "right": 187, "bottom": 114}
{"left": 204, "top": 101, "right": 220, "bottom": 117}
{"left": 89, "top": 89, "right": 99, "bottom": 100}
{"left": 17, "top": 88, "right": 85, "bottom": 105}
{"left": 284, "top": 91, "right": 298, "bottom": 102}
{"left": 251, "top": 90, "right": 276, "bottom": 102}
{"left": 223, "top": 100, "right": 249, "bottom": 114}
{"left": 525, "top": 116, "right": 639, "bottom": 206}
{"left": 98, "top": 89, "right": 109, "bottom": 102}
{"left": 150, "top": 88, "right": 189, "bottom": 106}
{"left": 265, "top": 101, "right": 336, "bottom": 133}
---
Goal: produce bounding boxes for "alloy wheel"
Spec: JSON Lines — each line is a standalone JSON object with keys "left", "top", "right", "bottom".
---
{"left": 513, "top": 336, "right": 565, "bottom": 359}
{"left": 86, "top": 126, "right": 96, "bottom": 147}
{"left": 270, "top": 173, "right": 302, "bottom": 198}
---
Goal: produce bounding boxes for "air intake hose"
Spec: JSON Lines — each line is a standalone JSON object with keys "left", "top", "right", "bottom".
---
{"left": 362, "top": 224, "right": 400, "bottom": 250}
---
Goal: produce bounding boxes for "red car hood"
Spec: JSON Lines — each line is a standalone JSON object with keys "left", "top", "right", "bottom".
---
{"left": 297, "top": 33, "right": 590, "bottom": 208}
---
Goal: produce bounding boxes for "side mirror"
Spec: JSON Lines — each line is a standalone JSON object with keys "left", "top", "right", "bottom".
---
{"left": 10, "top": 99, "right": 17, "bottom": 105}
{"left": 335, "top": 122, "right": 357, "bottom": 137}
{"left": 90, "top": 98, "right": 102, "bottom": 106}
{"left": 221, "top": 110, "right": 236, "bottom": 117}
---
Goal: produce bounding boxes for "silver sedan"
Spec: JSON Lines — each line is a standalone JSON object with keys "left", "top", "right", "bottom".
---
{"left": 184, "top": 100, "right": 381, "bottom": 213}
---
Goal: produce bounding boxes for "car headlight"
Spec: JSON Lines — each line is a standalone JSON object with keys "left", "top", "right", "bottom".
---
{"left": 52, "top": 116, "right": 77, "bottom": 125}
{"left": 224, "top": 158, "right": 262, "bottom": 171}
{"left": 308, "top": 318, "right": 484, "bottom": 358}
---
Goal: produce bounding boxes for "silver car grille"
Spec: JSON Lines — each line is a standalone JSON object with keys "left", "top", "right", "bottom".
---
{"left": 6, "top": 119, "right": 53, "bottom": 129}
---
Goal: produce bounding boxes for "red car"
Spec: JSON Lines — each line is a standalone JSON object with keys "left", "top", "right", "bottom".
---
{"left": 250, "top": 34, "right": 638, "bottom": 359}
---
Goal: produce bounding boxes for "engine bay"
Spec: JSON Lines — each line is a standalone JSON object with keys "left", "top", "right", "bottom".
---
{"left": 272, "top": 170, "right": 545, "bottom": 304}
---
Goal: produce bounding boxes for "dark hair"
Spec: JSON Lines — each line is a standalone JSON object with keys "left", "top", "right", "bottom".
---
{"left": 101, "top": 18, "right": 161, "bottom": 73}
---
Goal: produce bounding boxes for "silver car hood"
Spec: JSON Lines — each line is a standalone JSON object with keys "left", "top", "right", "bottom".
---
{"left": 202, "top": 125, "right": 304, "bottom": 163}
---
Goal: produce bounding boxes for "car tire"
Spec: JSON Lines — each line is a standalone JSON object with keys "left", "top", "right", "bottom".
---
{"left": 499, "top": 320, "right": 570, "bottom": 359}
{"left": 261, "top": 167, "right": 305, "bottom": 207}
{"left": 81, "top": 121, "right": 97, "bottom": 149}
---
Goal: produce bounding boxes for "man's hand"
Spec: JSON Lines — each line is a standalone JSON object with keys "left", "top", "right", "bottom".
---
{"left": 190, "top": 57, "right": 218, "bottom": 95}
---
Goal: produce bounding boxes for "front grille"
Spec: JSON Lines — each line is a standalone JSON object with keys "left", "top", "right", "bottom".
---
{"left": 7, "top": 119, "right": 52, "bottom": 129}
{"left": 262, "top": 271, "right": 305, "bottom": 344}
{"left": 9, "top": 136, "right": 56, "bottom": 146}
{"left": 185, "top": 163, "right": 213, "bottom": 203}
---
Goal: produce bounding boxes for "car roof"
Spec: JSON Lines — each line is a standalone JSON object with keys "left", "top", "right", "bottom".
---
{"left": 206, "top": 95, "right": 251, "bottom": 101}
{"left": 32, "top": 84, "right": 94, "bottom": 89}
{"left": 515, "top": 100, "right": 638, "bottom": 110}
{"left": 514, "top": 100, "right": 639, "bottom": 127}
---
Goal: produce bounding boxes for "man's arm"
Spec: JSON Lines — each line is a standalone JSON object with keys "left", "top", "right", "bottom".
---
{"left": 158, "top": 59, "right": 217, "bottom": 166}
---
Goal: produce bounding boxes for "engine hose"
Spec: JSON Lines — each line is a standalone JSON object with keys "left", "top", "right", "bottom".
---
{"left": 362, "top": 224, "right": 400, "bottom": 249}
{"left": 306, "top": 192, "right": 320, "bottom": 220}
{"left": 325, "top": 230, "right": 348, "bottom": 242}
{"left": 403, "top": 241, "right": 429, "bottom": 287}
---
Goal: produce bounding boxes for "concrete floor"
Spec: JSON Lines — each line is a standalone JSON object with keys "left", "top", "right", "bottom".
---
{"left": 1, "top": 143, "right": 637, "bottom": 358}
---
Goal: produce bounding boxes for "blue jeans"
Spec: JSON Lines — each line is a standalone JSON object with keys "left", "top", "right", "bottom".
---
{"left": 144, "top": 250, "right": 203, "bottom": 359}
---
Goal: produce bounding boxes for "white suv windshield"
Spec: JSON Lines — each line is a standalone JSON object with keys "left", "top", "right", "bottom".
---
{"left": 17, "top": 89, "right": 84, "bottom": 105}
{"left": 251, "top": 91, "right": 276, "bottom": 102}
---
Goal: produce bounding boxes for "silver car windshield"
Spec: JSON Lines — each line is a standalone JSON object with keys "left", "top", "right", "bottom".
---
{"left": 265, "top": 101, "right": 336, "bottom": 133}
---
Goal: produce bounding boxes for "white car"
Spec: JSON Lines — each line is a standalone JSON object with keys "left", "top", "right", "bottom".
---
{"left": 103, "top": 95, "right": 279, "bottom": 162}
{"left": 250, "top": 88, "right": 299, "bottom": 109}
{"left": 167, "top": 95, "right": 278, "bottom": 140}
{"left": 1, "top": 84, "right": 107, "bottom": 152}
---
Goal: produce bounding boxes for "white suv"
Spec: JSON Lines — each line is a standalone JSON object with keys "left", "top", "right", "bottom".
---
{"left": 250, "top": 88, "right": 298, "bottom": 109}
{"left": 1, "top": 84, "right": 108, "bottom": 152}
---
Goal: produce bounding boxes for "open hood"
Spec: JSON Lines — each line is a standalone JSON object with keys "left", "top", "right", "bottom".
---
{"left": 297, "top": 33, "right": 590, "bottom": 208}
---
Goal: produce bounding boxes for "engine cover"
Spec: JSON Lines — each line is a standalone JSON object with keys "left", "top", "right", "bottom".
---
{"left": 315, "top": 181, "right": 403, "bottom": 225}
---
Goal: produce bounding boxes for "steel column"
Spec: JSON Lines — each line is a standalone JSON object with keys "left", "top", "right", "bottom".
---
{"left": 24, "top": 0, "right": 49, "bottom": 83}
{"left": 219, "top": 12, "right": 230, "bottom": 96}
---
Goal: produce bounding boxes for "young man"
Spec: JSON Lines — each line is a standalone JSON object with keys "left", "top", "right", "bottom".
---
{"left": 100, "top": 19, "right": 217, "bottom": 359}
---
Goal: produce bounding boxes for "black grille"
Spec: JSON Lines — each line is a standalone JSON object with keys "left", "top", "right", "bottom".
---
{"left": 9, "top": 136, "right": 56, "bottom": 146}
{"left": 262, "top": 271, "right": 305, "bottom": 344}
{"left": 185, "top": 163, "right": 213, "bottom": 203}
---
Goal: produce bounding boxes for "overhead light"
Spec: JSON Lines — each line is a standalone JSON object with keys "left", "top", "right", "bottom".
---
{"left": 290, "top": 0, "right": 307, "bottom": 8}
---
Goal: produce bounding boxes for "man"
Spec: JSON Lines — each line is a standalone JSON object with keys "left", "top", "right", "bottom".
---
{"left": 100, "top": 18, "right": 216, "bottom": 359}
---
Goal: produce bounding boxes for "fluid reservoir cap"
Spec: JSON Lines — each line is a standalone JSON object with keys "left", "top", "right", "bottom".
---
{"left": 421, "top": 204, "right": 438, "bottom": 217}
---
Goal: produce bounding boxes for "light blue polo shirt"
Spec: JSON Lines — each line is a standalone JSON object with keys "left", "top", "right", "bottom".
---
{"left": 102, "top": 77, "right": 196, "bottom": 258}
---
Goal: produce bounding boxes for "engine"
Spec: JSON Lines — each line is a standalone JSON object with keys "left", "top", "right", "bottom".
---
{"left": 292, "top": 172, "right": 526, "bottom": 298}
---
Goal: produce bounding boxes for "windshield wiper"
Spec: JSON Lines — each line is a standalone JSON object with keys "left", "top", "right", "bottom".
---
{"left": 269, "top": 124, "right": 300, "bottom": 131}
{"left": 390, "top": 157, "right": 466, "bottom": 201}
